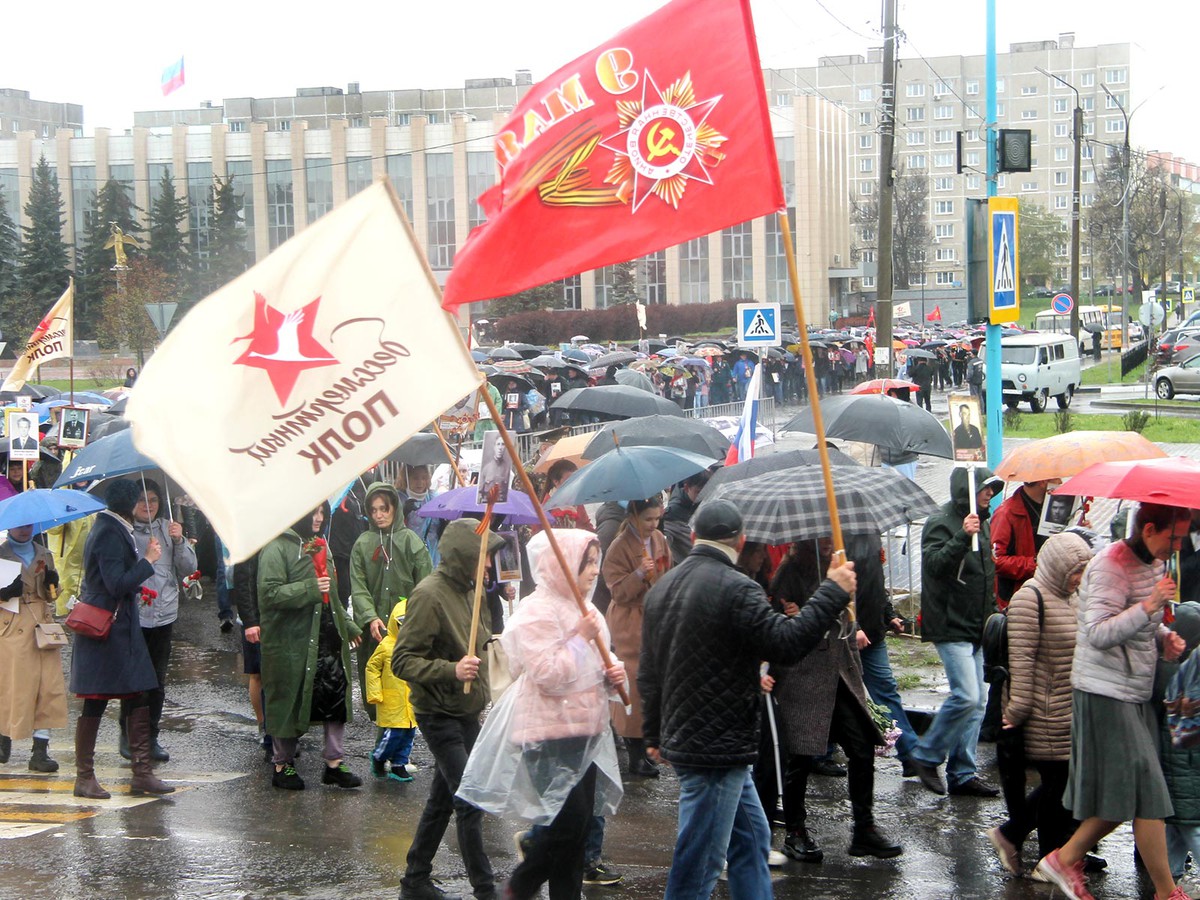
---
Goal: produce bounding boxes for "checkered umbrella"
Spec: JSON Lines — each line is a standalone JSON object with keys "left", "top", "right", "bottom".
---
{"left": 710, "top": 466, "right": 939, "bottom": 543}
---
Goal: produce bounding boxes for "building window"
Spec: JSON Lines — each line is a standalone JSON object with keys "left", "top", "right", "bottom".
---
{"left": 908, "top": 154, "right": 927, "bottom": 169}
{"left": 1021, "top": 109, "right": 1038, "bottom": 120}
{"left": 722, "top": 221, "right": 752, "bottom": 298}
{"left": 862, "top": 276, "right": 876, "bottom": 287}
{"left": 427, "top": 114, "right": 439, "bottom": 125}
{"left": 641, "top": 251, "right": 667, "bottom": 305}
{"left": 1021, "top": 181, "right": 1038, "bottom": 191}
{"left": 1053, "top": 98, "right": 1069, "bottom": 114}
{"left": 186, "top": 161, "right": 212, "bottom": 265}
{"left": 933, "top": 152, "right": 954, "bottom": 168}
{"left": 1083, "top": 169, "right": 1095, "bottom": 183}
{"left": 467, "top": 152, "right": 494, "bottom": 230}
{"left": 965, "top": 151, "right": 981, "bottom": 166}
{"left": 861, "top": 227, "right": 876, "bottom": 242}
{"left": 1105, "top": 69, "right": 1127, "bottom": 84}
{"left": 996, "top": 102, "right": 1005, "bottom": 117}
{"left": 906, "top": 131, "right": 926, "bottom": 146}
{"left": 1083, "top": 122, "right": 1095, "bottom": 136}
{"left": 859, "top": 134, "right": 873, "bottom": 149}
{"left": 224, "top": 160, "right": 255, "bottom": 255}
{"left": 774, "top": 93, "right": 792, "bottom": 107}
{"left": 397, "top": 114, "right": 411, "bottom": 126}
{"left": 306, "top": 159, "right": 334, "bottom": 223}
{"left": 859, "top": 182, "right": 874, "bottom": 195}
{"left": 934, "top": 80, "right": 953, "bottom": 96}
{"left": 1020, "top": 85, "right": 1038, "bottom": 96}
{"left": 776, "top": 135, "right": 796, "bottom": 208}
{"left": 679, "top": 235, "right": 708, "bottom": 304}
{"left": 859, "top": 87, "right": 873, "bottom": 102}
{"left": 996, "top": 78, "right": 1006, "bottom": 93}
{"left": 905, "top": 83, "right": 926, "bottom": 98}
{"left": 265, "top": 159, "right": 294, "bottom": 250}
{"left": 0, "top": 169, "right": 19, "bottom": 226}
{"left": 858, "top": 111, "right": 873, "bottom": 126}
{"left": 1105, "top": 118, "right": 1126, "bottom": 133}
{"left": 278, "top": 120, "right": 291, "bottom": 131}
{"left": 1081, "top": 193, "right": 1094, "bottom": 208}
{"left": 1081, "top": 72, "right": 1095, "bottom": 87}
{"left": 967, "top": 174, "right": 981, "bottom": 189}
{"left": 593, "top": 264, "right": 625, "bottom": 308}
{"left": 1054, "top": 123, "right": 1069, "bottom": 138}
{"left": 1082, "top": 144, "right": 1094, "bottom": 160}
{"left": 909, "top": 273, "right": 926, "bottom": 287}
{"left": 859, "top": 158, "right": 874, "bottom": 173}
{"left": 1105, "top": 93, "right": 1126, "bottom": 110}
{"left": 426, "top": 153, "right": 456, "bottom": 269}
{"left": 935, "top": 270, "right": 956, "bottom": 285}
{"left": 906, "top": 107, "right": 925, "bottom": 122}
{"left": 1054, "top": 171, "right": 1069, "bottom": 186}
{"left": 934, "top": 176, "right": 953, "bottom": 191}
{"left": 966, "top": 80, "right": 979, "bottom": 95}
{"left": 346, "top": 156, "right": 373, "bottom": 197}
{"left": 71, "top": 165, "right": 96, "bottom": 248}
{"left": 385, "top": 154, "right": 414, "bottom": 222}
{"left": 935, "top": 224, "right": 954, "bottom": 239}
{"left": 561, "top": 275, "right": 581, "bottom": 310}
{"left": 935, "top": 200, "right": 954, "bottom": 215}
{"left": 1054, "top": 195, "right": 1068, "bottom": 210}
{"left": 933, "top": 105, "right": 954, "bottom": 120}
{"left": 935, "top": 247, "right": 955, "bottom": 261}
{"left": 934, "top": 129, "right": 954, "bottom": 144}
{"left": 1054, "top": 147, "right": 1068, "bottom": 162}
{"left": 351, "top": 117, "right": 364, "bottom": 128}
{"left": 228, "top": 121, "right": 246, "bottom": 133}
{"left": 147, "top": 162, "right": 173, "bottom": 211}
{"left": 966, "top": 129, "right": 980, "bottom": 142}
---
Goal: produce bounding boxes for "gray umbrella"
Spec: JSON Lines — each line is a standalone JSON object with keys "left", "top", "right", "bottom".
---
{"left": 904, "top": 348, "right": 937, "bottom": 360}
{"left": 783, "top": 394, "right": 953, "bottom": 459}
{"left": 698, "top": 448, "right": 860, "bottom": 501}
{"left": 529, "top": 355, "right": 569, "bottom": 371}
{"left": 388, "top": 432, "right": 446, "bottom": 467}
{"left": 583, "top": 415, "right": 730, "bottom": 461}
{"left": 710, "top": 466, "right": 939, "bottom": 543}
{"left": 551, "top": 385, "right": 684, "bottom": 419}
{"left": 614, "top": 368, "right": 655, "bottom": 392}
{"left": 590, "top": 350, "right": 641, "bottom": 369}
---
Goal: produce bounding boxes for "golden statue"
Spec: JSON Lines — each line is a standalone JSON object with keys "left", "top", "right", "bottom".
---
{"left": 104, "top": 223, "right": 141, "bottom": 270}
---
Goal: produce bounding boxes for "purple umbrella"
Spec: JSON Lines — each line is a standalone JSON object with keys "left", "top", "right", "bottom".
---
{"left": 415, "top": 486, "right": 540, "bottom": 525}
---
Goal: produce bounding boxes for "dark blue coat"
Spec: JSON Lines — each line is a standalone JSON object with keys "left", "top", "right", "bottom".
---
{"left": 69, "top": 511, "right": 158, "bottom": 697}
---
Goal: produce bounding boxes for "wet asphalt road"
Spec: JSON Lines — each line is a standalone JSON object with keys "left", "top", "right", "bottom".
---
{"left": 0, "top": 588, "right": 1153, "bottom": 900}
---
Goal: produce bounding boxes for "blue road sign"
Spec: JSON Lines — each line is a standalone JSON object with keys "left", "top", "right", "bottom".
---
{"left": 1051, "top": 293, "right": 1074, "bottom": 315}
{"left": 737, "top": 303, "right": 781, "bottom": 346}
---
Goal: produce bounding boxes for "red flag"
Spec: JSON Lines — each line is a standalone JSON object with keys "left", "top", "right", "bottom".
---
{"left": 926, "top": 306, "right": 942, "bottom": 322}
{"left": 867, "top": 306, "right": 876, "bottom": 327}
{"left": 442, "top": 0, "right": 783, "bottom": 310}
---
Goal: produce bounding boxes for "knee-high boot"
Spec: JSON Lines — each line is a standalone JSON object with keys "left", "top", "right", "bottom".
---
{"left": 128, "top": 706, "right": 174, "bottom": 795}
{"left": 846, "top": 756, "right": 901, "bottom": 858}
{"left": 73, "top": 716, "right": 110, "bottom": 800}
{"left": 625, "top": 737, "right": 658, "bottom": 778}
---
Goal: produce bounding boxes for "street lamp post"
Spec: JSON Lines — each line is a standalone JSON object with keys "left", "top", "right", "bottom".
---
{"left": 1038, "top": 67, "right": 1083, "bottom": 343}
{"left": 1103, "top": 83, "right": 1132, "bottom": 350}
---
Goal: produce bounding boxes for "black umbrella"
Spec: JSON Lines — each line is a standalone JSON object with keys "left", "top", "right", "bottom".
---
{"left": 561, "top": 348, "right": 591, "bottom": 365}
{"left": 389, "top": 432, "right": 447, "bottom": 467}
{"left": 590, "top": 350, "right": 641, "bottom": 370}
{"left": 506, "top": 343, "right": 543, "bottom": 359}
{"left": 488, "top": 372, "right": 536, "bottom": 394}
{"left": 487, "top": 346, "right": 524, "bottom": 362}
{"left": 583, "top": 416, "right": 730, "bottom": 461}
{"left": 727, "top": 348, "right": 760, "bottom": 362}
{"left": 87, "top": 414, "right": 131, "bottom": 441}
{"left": 691, "top": 340, "right": 728, "bottom": 353}
{"left": 920, "top": 340, "right": 949, "bottom": 349}
{"left": 643, "top": 339, "right": 669, "bottom": 353}
{"left": 614, "top": 369, "right": 656, "bottom": 393}
{"left": 551, "top": 385, "right": 684, "bottom": 419}
{"left": 698, "top": 448, "right": 860, "bottom": 501}
{"left": 529, "top": 355, "right": 568, "bottom": 371}
{"left": 783, "top": 395, "right": 952, "bottom": 459}
{"left": 0, "top": 384, "right": 58, "bottom": 403}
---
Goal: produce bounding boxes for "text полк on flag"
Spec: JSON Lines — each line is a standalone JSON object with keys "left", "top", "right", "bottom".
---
{"left": 2, "top": 279, "right": 73, "bottom": 393}
{"left": 442, "top": 0, "right": 783, "bottom": 309}
{"left": 125, "top": 182, "right": 480, "bottom": 562}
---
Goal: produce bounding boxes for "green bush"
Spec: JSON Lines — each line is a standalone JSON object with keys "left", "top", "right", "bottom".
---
{"left": 1004, "top": 407, "right": 1023, "bottom": 431}
{"left": 1053, "top": 409, "right": 1074, "bottom": 434}
{"left": 490, "top": 299, "right": 749, "bottom": 344}
{"left": 1122, "top": 410, "right": 1152, "bottom": 433}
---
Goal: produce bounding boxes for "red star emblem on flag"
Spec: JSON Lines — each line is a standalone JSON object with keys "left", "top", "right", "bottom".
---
{"left": 232, "top": 293, "right": 338, "bottom": 405}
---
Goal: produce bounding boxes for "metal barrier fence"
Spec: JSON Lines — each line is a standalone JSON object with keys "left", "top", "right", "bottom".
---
{"left": 1122, "top": 339, "right": 1148, "bottom": 377}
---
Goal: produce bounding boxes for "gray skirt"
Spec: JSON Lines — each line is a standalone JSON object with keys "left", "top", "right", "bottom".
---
{"left": 1063, "top": 689, "right": 1173, "bottom": 822}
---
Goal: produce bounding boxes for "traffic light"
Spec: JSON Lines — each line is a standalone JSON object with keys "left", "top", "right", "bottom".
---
{"left": 997, "top": 129, "right": 1032, "bottom": 173}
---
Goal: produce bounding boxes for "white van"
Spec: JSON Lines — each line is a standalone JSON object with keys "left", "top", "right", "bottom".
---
{"left": 1000, "top": 333, "right": 1082, "bottom": 412}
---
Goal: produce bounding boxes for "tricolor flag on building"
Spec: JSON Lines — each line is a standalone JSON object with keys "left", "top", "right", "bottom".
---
{"left": 161, "top": 57, "right": 185, "bottom": 96}
{"left": 724, "top": 362, "right": 762, "bottom": 466}
{"left": 442, "top": 0, "right": 783, "bottom": 309}
{"left": 125, "top": 182, "right": 480, "bottom": 562}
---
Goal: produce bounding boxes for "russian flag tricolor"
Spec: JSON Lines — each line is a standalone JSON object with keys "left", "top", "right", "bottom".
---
{"left": 724, "top": 361, "right": 763, "bottom": 466}
{"left": 161, "top": 57, "right": 185, "bottom": 96}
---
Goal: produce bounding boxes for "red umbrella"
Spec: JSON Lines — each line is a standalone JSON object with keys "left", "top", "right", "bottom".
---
{"left": 850, "top": 378, "right": 920, "bottom": 395}
{"left": 1054, "top": 457, "right": 1200, "bottom": 508}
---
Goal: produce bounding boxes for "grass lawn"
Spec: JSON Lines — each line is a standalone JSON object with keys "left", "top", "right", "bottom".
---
{"left": 1001, "top": 410, "right": 1200, "bottom": 442}
{"left": 1080, "top": 359, "right": 1146, "bottom": 385}
{"left": 38, "top": 378, "right": 124, "bottom": 391}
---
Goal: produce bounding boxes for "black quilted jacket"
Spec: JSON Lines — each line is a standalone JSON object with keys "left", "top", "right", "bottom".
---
{"left": 639, "top": 543, "right": 850, "bottom": 767}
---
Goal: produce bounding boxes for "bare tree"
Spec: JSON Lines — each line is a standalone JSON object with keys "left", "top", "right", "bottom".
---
{"left": 851, "top": 165, "right": 930, "bottom": 289}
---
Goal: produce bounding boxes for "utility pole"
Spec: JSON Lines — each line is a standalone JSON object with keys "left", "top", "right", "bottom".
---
{"left": 1037, "top": 67, "right": 1083, "bottom": 343}
{"left": 874, "top": 0, "right": 898, "bottom": 376}
{"left": 1104, "top": 83, "right": 1132, "bottom": 349}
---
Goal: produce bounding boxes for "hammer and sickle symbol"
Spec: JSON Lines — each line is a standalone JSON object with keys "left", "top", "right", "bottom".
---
{"left": 645, "top": 122, "right": 682, "bottom": 162}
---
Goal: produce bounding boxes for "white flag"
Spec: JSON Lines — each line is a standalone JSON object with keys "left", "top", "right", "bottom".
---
{"left": 635, "top": 302, "right": 647, "bottom": 331}
{"left": 893, "top": 301, "right": 912, "bottom": 319}
{"left": 2, "top": 279, "right": 73, "bottom": 391}
{"left": 126, "top": 183, "right": 480, "bottom": 562}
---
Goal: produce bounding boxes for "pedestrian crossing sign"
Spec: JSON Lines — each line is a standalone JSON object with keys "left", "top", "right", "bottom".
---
{"left": 988, "top": 197, "right": 1020, "bottom": 324}
{"left": 737, "top": 303, "right": 782, "bottom": 346}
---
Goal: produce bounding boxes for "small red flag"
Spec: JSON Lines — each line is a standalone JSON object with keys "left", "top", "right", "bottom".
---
{"left": 867, "top": 306, "right": 876, "bottom": 327}
{"left": 926, "top": 306, "right": 942, "bottom": 322}
{"left": 442, "top": 0, "right": 783, "bottom": 310}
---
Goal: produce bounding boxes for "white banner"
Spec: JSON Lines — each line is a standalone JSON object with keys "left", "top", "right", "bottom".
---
{"left": 2, "top": 279, "right": 73, "bottom": 391}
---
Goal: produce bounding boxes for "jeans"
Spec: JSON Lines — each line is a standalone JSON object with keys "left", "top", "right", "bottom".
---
{"left": 373, "top": 727, "right": 415, "bottom": 766}
{"left": 1167, "top": 823, "right": 1200, "bottom": 879}
{"left": 665, "top": 765, "right": 771, "bottom": 900}
{"left": 508, "top": 762, "right": 596, "bottom": 900}
{"left": 859, "top": 640, "right": 918, "bottom": 761}
{"left": 403, "top": 713, "right": 493, "bottom": 897}
{"left": 911, "top": 642, "right": 986, "bottom": 789}
{"left": 215, "top": 538, "right": 235, "bottom": 623}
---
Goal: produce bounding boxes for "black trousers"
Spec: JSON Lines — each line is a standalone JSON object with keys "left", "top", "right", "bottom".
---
{"left": 402, "top": 713, "right": 494, "bottom": 897}
{"left": 508, "top": 755, "right": 597, "bottom": 900}
{"left": 996, "top": 729, "right": 1073, "bottom": 858}
{"left": 120, "top": 623, "right": 173, "bottom": 734}
{"left": 784, "top": 680, "right": 877, "bottom": 830}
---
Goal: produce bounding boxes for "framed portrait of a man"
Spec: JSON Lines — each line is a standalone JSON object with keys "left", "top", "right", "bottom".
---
{"left": 1038, "top": 492, "right": 1080, "bottom": 537}
{"left": 57, "top": 406, "right": 89, "bottom": 450}
{"left": 476, "top": 431, "right": 512, "bottom": 505}
{"left": 949, "top": 392, "right": 985, "bottom": 463}
{"left": 6, "top": 411, "right": 40, "bottom": 461}
{"left": 494, "top": 531, "right": 522, "bottom": 583}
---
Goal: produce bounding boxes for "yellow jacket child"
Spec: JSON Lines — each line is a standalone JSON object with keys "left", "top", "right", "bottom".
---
{"left": 366, "top": 600, "right": 416, "bottom": 729}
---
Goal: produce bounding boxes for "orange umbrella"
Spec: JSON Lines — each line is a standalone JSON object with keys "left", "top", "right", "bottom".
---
{"left": 533, "top": 432, "right": 593, "bottom": 474}
{"left": 994, "top": 431, "right": 1168, "bottom": 483}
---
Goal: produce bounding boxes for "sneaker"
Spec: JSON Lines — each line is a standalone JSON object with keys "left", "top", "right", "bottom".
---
{"left": 900, "top": 758, "right": 918, "bottom": 778}
{"left": 321, "top": 762, "right": 363, "bottom": 789}
{"left": 1033, "top": 850, "right": 1095, "bottom": 900}
{"left": 783, "top": 828, "right": 823, "bottom": 863}
{"left": 372, "top": 757, "right": 388, "bottom": 779}
{"left": 582, "top": 863, "right": 622, "bottom": 886}
{"left": 271, "top": 764, "right": 304, "bottom": 790}
{"left": 513, "top": 829, "right": 533, "bottom": 862}
{"left": 986, "top": 826, "right": 1022, "bottom": 875}
{"left": 848, "top": 824, "right": 903, "bottom": 859}
{"left": 1083, "top": 854, "right": 1108, "bottom": 874}
{"left": 219, "top": 618, "right": 235, "bottom": 633}
{"left": 767, "top": 849, "right": 787, "bottom": 867}
{"left": 1156, "top": 889, "right": 1193, "bottom": 900}
{"left": 948, "top": 777, "right": 1000, "bottom": 798}
{"left": 388, "top": 765, "right": 415, "bottom": 783}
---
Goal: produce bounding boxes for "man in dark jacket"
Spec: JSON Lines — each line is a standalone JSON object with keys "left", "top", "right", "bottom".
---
{"left": 639, "top": 499, "right": 855, "bottom": 900}
{"left": 910, "top": 467, "right": 1002, "bottom": 798}
{"left": 661, "top": 472, "right": 709, "bottom": 567}
{"left": 393, "top": 520, "right": 505, "bottom": 900}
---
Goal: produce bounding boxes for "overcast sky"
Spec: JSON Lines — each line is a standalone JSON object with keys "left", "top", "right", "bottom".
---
{"left": 6, "top": 0, "right": 1196, "bottom": 161}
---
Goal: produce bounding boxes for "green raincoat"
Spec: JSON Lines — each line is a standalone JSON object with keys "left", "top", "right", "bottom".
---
{"left": 258, "top": 529, "right": 362, "bottom": 739}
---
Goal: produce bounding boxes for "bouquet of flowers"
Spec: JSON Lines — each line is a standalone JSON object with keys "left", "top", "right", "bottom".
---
{"left": 303, "top": 537, "right": 331, "bottom": 604}
{"left": 867, "top": 699, "right": 902, "bottom": 758}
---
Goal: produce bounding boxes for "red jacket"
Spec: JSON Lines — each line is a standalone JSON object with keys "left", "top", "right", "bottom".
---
{"left": 991, "top": 489, "right": 1038, "bottom": 607}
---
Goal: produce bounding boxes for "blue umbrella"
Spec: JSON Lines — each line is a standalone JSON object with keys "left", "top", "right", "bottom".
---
{"left": 36, "top": 393, "right": 113, "bottom": 409}
{"left": 549, "top": 445, "right": 717, "bottom": 506}
{"left": 416, "top": 486, "right": 540, "bottom": 525}
{"left": 53, "top": 430, "right": 159, "bottom": 488}
{"left": 0, "top": 488, "right": 106, "bottom": 536}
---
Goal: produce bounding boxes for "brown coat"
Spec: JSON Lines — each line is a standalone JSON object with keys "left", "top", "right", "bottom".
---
{"left": 1002, "top": 532, "right": 1093, "bottom": 762}
{"left": 0, "top": 542, "right": 68, "bottom": 740}
{"left": 602, "top": 524, "right": 670, "bottom": 738}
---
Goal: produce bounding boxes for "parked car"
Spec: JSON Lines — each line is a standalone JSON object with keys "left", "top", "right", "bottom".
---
{"left": 1155, "top": 353, "right": 1200, "bottom": 399}
{"left": 1164, "top": 330, "right": 1200, "bottom": 367}
{"left": 1030, "top": 286, "right": 1054, "bottom": 298}
{"left": 1095, "top": 284, "right": 1115, "bottom": 297}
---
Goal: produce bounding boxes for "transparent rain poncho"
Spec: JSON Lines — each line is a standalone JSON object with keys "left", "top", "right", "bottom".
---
{"left": 457, "top": 530, "right": 624, "bottom": 825}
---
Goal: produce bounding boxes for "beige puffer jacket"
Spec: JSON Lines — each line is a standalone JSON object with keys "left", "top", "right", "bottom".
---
{"left": 1003, "top": 532, "right": 1094, "bottom": 761}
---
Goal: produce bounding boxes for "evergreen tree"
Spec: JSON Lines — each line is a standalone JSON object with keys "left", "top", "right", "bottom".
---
{"left": 205, "top": 174, "right": 252, "bottom": 295}
{"left": 147, "top": 169, "right": 189, "bottom": 287}
{"left": 608, "top": 259, "right": 638, "bottom": 305}
{"left": 0, "top": 193, "right": 19, "bottom": 321}
{"left": 75, "top": 179, "right": 142, "bottom": 338}
{"left": 14, "top": 155, "right": 70, "bottom": 339}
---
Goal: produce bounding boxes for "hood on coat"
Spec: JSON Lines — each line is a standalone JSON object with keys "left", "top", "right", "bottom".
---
{"left": 386, "top": 598, "right": 406, "bottom": 640}
{"left": 289, "top": 500, "right": 332, "bottom": 541}
{"left": 949, "top": 466, "right": 1002, "bottom": 516}
{"left": 437, "top": 519, "right": 505, "bottom": 589}
{"left": 364, "top": 481, "right": 403, "bottom": 534}
{"left": 595, "top": 501, "right": 627, "bottom": 530}
{"left": 527, "top": 529, "right": 601, "bottom": 601}
{"left": 1031, "top": 531, "right": 1094, "bottom": 596}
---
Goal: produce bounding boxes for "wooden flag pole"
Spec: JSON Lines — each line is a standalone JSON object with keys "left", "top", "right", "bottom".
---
{"left": 431, "top": 418, "right": 469, "bottom": 487}
{"left": 778, "top": 212, "right": 852, "bottom": 619}
{"left": 463, "top": 489, "right": 495, "bottom": 695}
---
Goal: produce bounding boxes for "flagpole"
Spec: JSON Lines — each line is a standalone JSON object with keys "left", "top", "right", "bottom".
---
{"left": 430, "top": 418, "right": 469, "bottom": 487}
{"left": 778, "top": 212, "right": 851, "bottom": 618}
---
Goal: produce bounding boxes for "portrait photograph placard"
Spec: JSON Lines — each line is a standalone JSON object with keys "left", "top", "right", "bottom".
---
{"left": 57, "top": 406, "right": 89, "bottom": 450}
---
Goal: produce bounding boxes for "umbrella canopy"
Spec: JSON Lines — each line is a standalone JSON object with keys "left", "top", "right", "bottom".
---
{"left": 590, "top": 350, "right": 641, "bottom": 370}
{"left": 416, "top": 486, "right": 539, "bottom": 525}
{"left": 87, "top": 414, "right": 131, "bottom": 440}
{"left": 680, "top": 357, "right": 712, "bottom": 369}
{"left": 582, "top": 416, "right": 730, "bottom": 461}
{"left": 921, "top": 340, "right": 949, "bottom": 349}
{"left": 53, "top": 429, "right": 158, "bottom": 487}
{"left": 904, "top": 348, "right": 937, "bottom": 360}
{"left": 711, "top": 466, "right": 939, "bottom": 544}
{"left": 487, "top": 346, "right": 524, "bottom": 362}
{"left": 551, "top": 385, "right": 684, "bottom": 420}
{"left": 491, "top": 359, "right": 535, "bottom": 375}
{"left": 488, "top": 372, "right": 536, "bottom": 394}
{"left": 37, "top": 392, "right": 113, "bottom": 409}
{"left": 850, "top": 378, "right": 920, "bottom": 395}
{"left": 389, "top": 432, "right": 448, "bottom": 467}
{"left": 782, "top": 395, "right": 953, "bottom": 459}
{"left": 698, "top": 448, "right": 860, "bottom": 502}
{"left": 107, "top": 396, "right": 129, "bottom": 415}
{"left": 571, "top": 335, "right": 591, "bottom": 343}
{"left": 994, "top": 431, "right": 1168, "bottom": 483}
{"left": 529, "top": 355, "right": 568, "bottom": 371}
{"left": 534, "top": 432, "right": 593, "bottom": 474}
{"left": 550, "top": 445, "right": 717, "bottom": 506}
{"left": 506, "top": 343, "right": 543, "bottom": 359}
{"left": 470, "top": 349, "right": 488, "bottom": 362}
{"left": 560, "top": 348, "right": 591, "bottom": 365}
{"left": 0, "top": 384, "right": 58, "bottom": 403}
{"left": 0, "top": 488, "right": 106, "bottom": 536}
{"left": 614, "top": 368, "right": 655, "bottom": 393}
{"left": 1054, "top": 457, "right": 1200, "bottom": 508}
